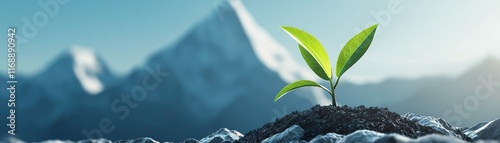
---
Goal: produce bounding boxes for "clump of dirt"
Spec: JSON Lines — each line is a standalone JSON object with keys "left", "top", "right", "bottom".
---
{"left": 238, "top": 105, "right": 444, "bottom": 142}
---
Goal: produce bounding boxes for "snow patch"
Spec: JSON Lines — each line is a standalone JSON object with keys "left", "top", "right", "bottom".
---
{"left": 229, "top": 0, "right": 317, "bottom": 83}
{"left": 71, "top": 46, "right": 103, "bottom": 95}
{"left": 468, "top": 120, "right": 493, "bottom": 139}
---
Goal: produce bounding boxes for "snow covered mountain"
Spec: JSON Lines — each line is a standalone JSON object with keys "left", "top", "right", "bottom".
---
{"left": 143, "top": 0, "right": 328, "bottom": 119}
{"left": 34, "top": 46, "right": 116, "bottom": 96}
{"left": 0, "top": 47, "right": 116, "bottom": 141}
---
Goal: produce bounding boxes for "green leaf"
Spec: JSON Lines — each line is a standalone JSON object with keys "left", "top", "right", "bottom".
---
{"left": 275, "top": 80, "right": 331, "bottom": 102}
{"left": 336, "top": 24, "right": 378, "bottom": 78}
{"left": 299, "top": 44, "right": 329, "bottom": 80}
{"left": 281, "top": 26, "right": 332, "bottom": 80}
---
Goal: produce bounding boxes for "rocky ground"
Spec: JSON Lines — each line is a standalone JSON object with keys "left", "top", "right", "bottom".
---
{"left": 5, "top": 105, "right": 500, "bottom": 143}
{"left": 239, "top": 105, "right": 466, "bottom": 142}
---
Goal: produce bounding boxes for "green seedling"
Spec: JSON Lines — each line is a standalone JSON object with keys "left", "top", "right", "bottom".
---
{"left": 275, "top": 24, "right": 378, "bottom": 106}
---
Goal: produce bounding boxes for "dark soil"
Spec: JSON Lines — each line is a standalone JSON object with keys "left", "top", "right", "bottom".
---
{"left": 238, "top": 105, "right": 444, "bottom": 142}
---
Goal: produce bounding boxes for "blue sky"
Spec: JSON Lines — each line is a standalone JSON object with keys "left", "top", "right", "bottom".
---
{"left": 1, "top": 0, "right": 499, "bottom": 84}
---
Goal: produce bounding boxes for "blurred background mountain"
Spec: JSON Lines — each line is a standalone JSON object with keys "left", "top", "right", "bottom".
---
{"left": 1, "top": 0, "right": 499, "bottom": 142}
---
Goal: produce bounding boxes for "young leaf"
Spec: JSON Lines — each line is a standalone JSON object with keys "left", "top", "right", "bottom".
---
{"left": 336, "top": 24, "right": 378, "bottom": 78}
{"left": 299, "top": 44, "right": 330, "bottom": 80}
{"left": 281, "top": 26, "right": 332, "bottom": 80}
{"left": 275, "top": 80, "right": 331, "bottom": 102}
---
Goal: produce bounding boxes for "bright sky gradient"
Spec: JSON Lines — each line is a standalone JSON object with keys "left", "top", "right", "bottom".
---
{"left": 1, "top": 0, "right": 499, "bottom": 84}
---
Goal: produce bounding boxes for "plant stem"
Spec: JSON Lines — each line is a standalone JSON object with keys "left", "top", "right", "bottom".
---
{"left": 329, "top": 77, "right": 341, "bottom": 106}
{"left": 329, "top": 79, "right": 337, "bottom": 106}
{"left": 333, "top": 77, "right": 340, "bottom": 90}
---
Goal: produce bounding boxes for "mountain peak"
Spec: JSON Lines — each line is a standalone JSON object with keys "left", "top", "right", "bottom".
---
{"left": 208, "top": 0, "right": 318, "bottom": 83}
{"left": 36, "top": 46, "right": 114, "bottom": 95}
{"left": 144, "top": 0, "right": 329, "bottom": 120}
{"left": 229, "top": 0, "right": 318, "bottom": 83}
{"left": 70, "top": 47, "right": 105, "bottom": 95}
